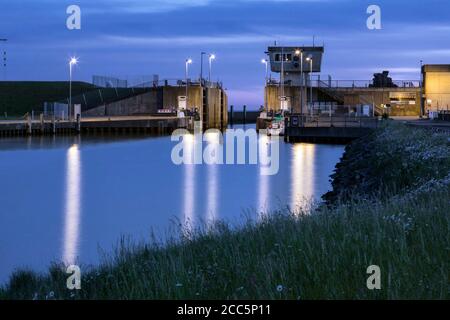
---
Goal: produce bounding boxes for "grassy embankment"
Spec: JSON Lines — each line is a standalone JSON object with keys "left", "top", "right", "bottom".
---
{"left": 1, "top": 122, "right": 449, "bottom": 300}
{"left": 0, "top": 81, "right": 96, "bottom": 117}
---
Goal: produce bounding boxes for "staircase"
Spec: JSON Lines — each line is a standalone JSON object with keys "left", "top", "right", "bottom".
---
{"left": 317, "top": 80, "right": 345, "bottom": 104}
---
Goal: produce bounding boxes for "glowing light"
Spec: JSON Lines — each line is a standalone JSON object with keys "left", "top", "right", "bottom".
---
{"left": 291, "top": 143, "right": 315, "bottom": 214}
{"left": 69, "top": 57, "right": 78, "bottom": 66}
{"left": 205, "top": 131, "right": 220, "bottom": 224}
{"left": 182, "top": 134, "right": 195, "bottom": 231}
{"left": 258, "top": 134, "right": 270, "bottom": 216}
{"left": 63, "top": 144, "right": 81, "bottom": 265}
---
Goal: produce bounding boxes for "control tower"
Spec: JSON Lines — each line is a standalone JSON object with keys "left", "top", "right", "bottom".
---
{"left": 264, "top": 46, "right": 324, "bottom": 113}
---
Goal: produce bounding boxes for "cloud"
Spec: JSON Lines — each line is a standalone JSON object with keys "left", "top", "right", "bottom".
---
{"left": 104, "top": 33, "right": 310, "bottom": 46}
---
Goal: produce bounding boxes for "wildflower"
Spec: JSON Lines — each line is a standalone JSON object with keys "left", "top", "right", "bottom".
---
{"left": 276, "top": 285, "right": 284, "bottom": 292}
{"left": 46, "top": 291, "right": 55, "bottom": 300}
{"left": 175, "top": 283, "right": 183, "bottom": 287}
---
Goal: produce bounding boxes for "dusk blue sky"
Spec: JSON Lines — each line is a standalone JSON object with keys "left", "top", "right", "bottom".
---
{"left": 1, "top": 0, "right": 450, "bottom": 107}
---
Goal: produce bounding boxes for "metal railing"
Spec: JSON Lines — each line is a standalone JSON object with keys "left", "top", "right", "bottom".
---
{"left": 268, "top": 79, "right": 421, "bottom": 88}
{"left": 288, "top": 114, "right": 380, "bottom": 129}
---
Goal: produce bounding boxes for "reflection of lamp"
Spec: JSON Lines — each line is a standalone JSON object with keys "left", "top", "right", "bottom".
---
{"left": 258, "top": 134, "right": 270, "bottom": 216}
{"left": 291, "top": 143, "right": 315, "bottom": 214}
{"left": 182, "top": 134, "right": 195, "bottom": 231}
{"left": 63, "top": 144, "right": 81, "bottom": 265}
{"left": 205, "top": 131, "right": 220, "bottom": 224}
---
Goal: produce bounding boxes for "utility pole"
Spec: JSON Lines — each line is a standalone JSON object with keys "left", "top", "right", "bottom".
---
{"left": 0, "top": 39, "right": 7, "bottom": 81}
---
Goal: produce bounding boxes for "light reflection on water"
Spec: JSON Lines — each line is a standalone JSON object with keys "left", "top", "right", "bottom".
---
{"left": 0, "top": 127, "right": 344, "bottom": 283}
{"left": 62, "top": 143, "right": 81, "bottom": 265}
{"left": 291, "top": 143, "right": 316, "bottom": 213}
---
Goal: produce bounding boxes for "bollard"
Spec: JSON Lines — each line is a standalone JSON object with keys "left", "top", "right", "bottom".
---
{"left": 40, "top": 113, "right": 44, "bottom": 134}
{"left": 243, "top": 105, "right": 247, "bottom": 125}
{"left": 76, "top": 114, "right": 81, "bottom": 133}
{"left": 229, "top": 105, "right": 234, "bottom": 126}
{"left": 52, "top": 115, "right": 56, "bottom": 134}
{"left": 26, "top": 113, "right": 32, "bottom": 135}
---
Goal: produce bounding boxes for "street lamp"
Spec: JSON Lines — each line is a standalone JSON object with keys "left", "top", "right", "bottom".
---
{"left": 69, "top": 57, "right": 78, "bottom": 121}
{"left": 208, "top": 54, "right": 216, "bottom": 83}
{"left": 306, "top": 56, "right": 313, "bottom": 116}
{"left": 185, "top": 58, "right": 192, "bottom": 109}
{"left": 295, "top": 49, "right": 304, "bottom": 115}
{"left": 261, "top": 59, "right": 268, "bottom": 111}
{"left": 200, "top": 52, "right": 206, "bottom": 83}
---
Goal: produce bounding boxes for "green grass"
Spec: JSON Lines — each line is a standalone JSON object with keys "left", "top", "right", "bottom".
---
{"left": 0, "top": 123, "right": 449, "bottom": 300}
{"left": 0, "top": 81, "right": 97, "bottom": 117}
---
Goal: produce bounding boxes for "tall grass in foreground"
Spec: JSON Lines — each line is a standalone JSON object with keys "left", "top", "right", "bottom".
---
{"left": 1, "top": 179, "right": 449, "bottom": 300}
{"left": 1, "top": 123, "right": 449, "bottom": 300}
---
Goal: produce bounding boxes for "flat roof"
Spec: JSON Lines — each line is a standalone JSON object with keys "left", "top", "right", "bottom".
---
{"left": 267, "top": 46, "right": 324, "bottom": 53}
{"left": 422, "top": 64, "right": 450, "bottom": 73}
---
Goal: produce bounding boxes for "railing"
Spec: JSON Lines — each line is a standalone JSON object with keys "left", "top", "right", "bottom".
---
{"left": 288, "top": 114, "right": 379, "bottom": 129}
{"left": 93, "top": 76, "right": 224, "bottom": 89}
{"left": 268, "top": 79, "right": 421, "bottom": 88}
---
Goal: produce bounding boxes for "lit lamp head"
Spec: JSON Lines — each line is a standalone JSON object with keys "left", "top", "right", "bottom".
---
{"left": 69, "top": 57, "right": 78, "bottom": 66}
{"left": 186, "top": 58, "right": 193, "bottom": 64}
{"left": 295, "top": 49, "right": 301, "bottom": 55}
{"left": 261, "top": 59, "right": 267, "bottom": 64}
{"left": 209, "top": 54, "right": 216, "bottom": 61}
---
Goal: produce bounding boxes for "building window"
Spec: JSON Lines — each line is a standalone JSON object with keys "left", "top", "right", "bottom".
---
{"left": 274, "top": 53, "right": 292, "bottom": 62}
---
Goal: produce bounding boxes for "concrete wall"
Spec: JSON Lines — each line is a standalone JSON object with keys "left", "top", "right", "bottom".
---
{"left": 82, "top": 85, "right": 228, "bottom": 129}
{"left": 265, "top": 85, "right": 308, "bottom": 113}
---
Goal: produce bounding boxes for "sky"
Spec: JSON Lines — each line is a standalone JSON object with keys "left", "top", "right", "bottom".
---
{"left": 1, "top": 0, "right": 450, "bottom": 107}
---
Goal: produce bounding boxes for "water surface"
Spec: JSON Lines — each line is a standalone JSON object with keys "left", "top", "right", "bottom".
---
{"left": 0, "top": 126, "right": 344, "bottom": 283}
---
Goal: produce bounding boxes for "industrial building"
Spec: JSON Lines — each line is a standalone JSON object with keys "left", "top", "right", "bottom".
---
{"left": 264, "top": 46, "right": 428, "bottom": 117}
{"left": 422, "top": 65, "right": 450, "bottom": 113}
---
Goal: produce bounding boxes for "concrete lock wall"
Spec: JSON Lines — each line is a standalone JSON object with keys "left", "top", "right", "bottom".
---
{"left": 82, "top": 85, "right": 228, "bottom": 129}
{"left": 265, "top": 85, "right": 308, "bottom": 113}
{"left": 162, "top": 86, "right": 203, "bottom": 110}
{"left": 83, "top": 91, "right": 159, "bottom": 116}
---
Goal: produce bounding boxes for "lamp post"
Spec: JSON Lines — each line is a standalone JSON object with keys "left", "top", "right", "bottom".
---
{"left": 200, "top": 52, "right": 206, "bottom": 83}
{"left": 295, "top": 49, "right": 304, "bottom": 115}
{"left": 69, "top": 57, "right": 78, "bottom": 121}
{"left": 306, "top": 56, "right": 313, "bottom": 116}
{"left": 208, "top": 54, "right": 216, "bottom": 84}
{"left": 185, "top": 58, "right": 192, "bottom": 109}
{"left": 1, "top": 39, "right": 7, "bottom": 81}
{"left": 261, "top": 59, "right": 268, "bottom": 111}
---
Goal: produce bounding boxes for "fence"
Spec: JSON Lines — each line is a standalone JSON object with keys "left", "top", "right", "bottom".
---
{"left": 288, "top": 114, "right": 379, "bottom": 129}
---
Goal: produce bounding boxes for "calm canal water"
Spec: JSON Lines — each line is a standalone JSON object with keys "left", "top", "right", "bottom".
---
{"left": 0, "top": 125, "right": 344, "bottom": 283}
